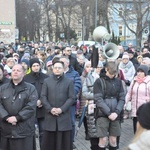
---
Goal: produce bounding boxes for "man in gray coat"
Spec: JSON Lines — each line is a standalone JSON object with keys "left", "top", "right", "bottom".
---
{"left": 41, "top": 61, "right": 75, "bottom": 150}
{"left": 0, "top": 64, "right": 38, "bottom": 150}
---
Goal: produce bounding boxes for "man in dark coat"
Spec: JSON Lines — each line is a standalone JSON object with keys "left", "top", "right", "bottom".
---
{"left": 41, "top": 61, "right": 75, "bottom": 150}
{"left": 63, "top": 46, "right": 82, "bottom": 75}
{"left": 0, "top": 64, "right": 38, "bottom": 150}
{"left": 24, "top": 58, "right": 49, "bottom": 147}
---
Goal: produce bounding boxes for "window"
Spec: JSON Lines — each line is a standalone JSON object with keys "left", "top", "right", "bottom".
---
{"left": 119, "top": 26, "right": 122, "bottom": 36}
{"left": 77, "top": 31, "right": 82, "bottom": 37}
{"left": 118, "top": 8, "right": 123, "bottom": 16}
{"left": 78, "top": 19, "right": 82, "bottom": 25}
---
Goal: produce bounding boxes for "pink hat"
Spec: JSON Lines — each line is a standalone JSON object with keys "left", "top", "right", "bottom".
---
{"left": 122, "top": 52, "right": 129, "bottom": 59}
{"left": 46, "top": 60, "right": 52, "bottom": 67}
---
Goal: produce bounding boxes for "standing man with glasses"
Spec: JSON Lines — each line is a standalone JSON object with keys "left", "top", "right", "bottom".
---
{"left": 41, "top": 61, "right": 75, "bottom": 150}
{"left": 63, "top": 46, "right": 82, "bottom": 75}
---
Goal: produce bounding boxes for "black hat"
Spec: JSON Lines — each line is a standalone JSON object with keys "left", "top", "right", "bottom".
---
{"left": 30, "top": 58, "right": 40, "bottom": 67}
{"left": 137, "top": 65, "right": 149, "bottom": 76}
{"left": 137, "top": 102, "right": 150, "bottom": 130}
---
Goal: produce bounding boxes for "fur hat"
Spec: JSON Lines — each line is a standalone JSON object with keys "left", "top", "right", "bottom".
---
{"left": 137, "top": 64, "right": 149, "bottom": 76}
{"left": 30, "top": 58, "right": 40, "bottom": 67}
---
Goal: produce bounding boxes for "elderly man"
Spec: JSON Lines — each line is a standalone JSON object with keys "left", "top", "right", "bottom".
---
{"left": 0, "top": 64, "right": 38, "bottom": 150}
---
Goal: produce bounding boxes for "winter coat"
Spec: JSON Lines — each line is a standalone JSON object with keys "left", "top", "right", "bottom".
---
{"left": 94, "top": 73, "right": 125, "bottom": 119}
{"left": 65, "top": 66, "right": 82, "bottom": 99}
{"left": 41, "top": 74, "right": 75, "bottom": 131}
{"left": 0, "top": 80, "right": 38, "bottom": 138}
{"left": 119, "top": 61, "right": 136, "bottom": 83}
{"left": 69, "top": 55, "right": 82, "bottom": 76}
{"left": 125, "top": 75, "right": 150, "bottom": 117}
{"left": 82, "top": 70, "right": 100, "bottom": 100}
{"left": 24, "top": 71, "right": 49, "bottom": 118}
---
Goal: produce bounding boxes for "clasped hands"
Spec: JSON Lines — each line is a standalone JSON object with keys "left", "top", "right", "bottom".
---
{"left": 108, "top": 112, "right": 118, "bottom": 121}
{"left": 6, "top": 116, "right": 17, "bottom": 125}
{"left": 51, "top": 108, "right": 62, "bottom": 116}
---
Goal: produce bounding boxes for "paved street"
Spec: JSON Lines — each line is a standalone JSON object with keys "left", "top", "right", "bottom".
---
{"left": 36, "top": 118, "right": 134, "bottom": 150}
{"left": 74, "top": 118, "right": 133, "bottom": 150}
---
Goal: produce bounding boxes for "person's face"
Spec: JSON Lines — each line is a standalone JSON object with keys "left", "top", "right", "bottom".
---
{"left": 21, "top": 62, "right": 28, "bottom": 70}
{"left": 142, "top": 48, "right": 148, "bottom": 54}
{"left": 128, "top": 53, "right": 134, "bottom": 59}
{"left": 0, "top": 69, "right": 3, "bottom": 80}
{"left": 7, "top": 59, "right": 15, "bottom": 68}
{"left": 85, "top": 64, "right": 92, "bottom": 73}
{"left": 137, "top": 58, "right": 143, "bottom": 64}
{"left": 64, "top": 47, "right": 72, "bottom": 56}
{"left": 128, "top": 43, "right": 132, "bottom": 48}
{"left": 122, "top": 58, "right": 129, "bottom": 64}
{"left": 99, "top": 54, "right": 105, "bottom": 61}
{"left": 137, "top": 70, "right": 145, "bottom": 78}
{"left": 59, "top": 58, "right": 69, "bottom": 69}
{"left": 31, "top": 63, "right": 40, "bottom": 72}
{"left": 52, "top": 63, "right": 64, "bottom": 75}
{"left": 11, "top": 64, "right": 25, "bottom": 82}
{"left": 95, "top": 67, "right": 102, "bottom": 74}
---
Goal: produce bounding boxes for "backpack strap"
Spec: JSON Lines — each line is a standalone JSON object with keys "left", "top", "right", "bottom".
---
{"left": 98, "top": 78, "right": 106, "bottom": 98}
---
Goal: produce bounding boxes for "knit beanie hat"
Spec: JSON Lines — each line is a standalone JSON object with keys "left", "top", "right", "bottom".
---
{"left": 21, "top": 59, "right": 30, "bottom": 68}
{"left": 30, "top": 58, "right": 40, "bottom": 67}
{"left": 122, "top": 52, "right": 129, "bottom": 59}
{"left": 137, "top": 64, "right": 149, "bottom": 76}
{"left": 137, "top": 102, "right": 150, "bottom": 130}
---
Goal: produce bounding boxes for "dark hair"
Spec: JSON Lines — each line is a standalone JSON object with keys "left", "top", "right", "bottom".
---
{"left": 52, "top": 60, "right": 64, "bottom": 67}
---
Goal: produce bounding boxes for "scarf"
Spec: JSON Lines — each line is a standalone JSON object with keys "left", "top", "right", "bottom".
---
{"left": 135, "top": 76, "right": 147, "bottom": 84}
{"left": 119, "top": 61, "right": 133, "bottom": 73}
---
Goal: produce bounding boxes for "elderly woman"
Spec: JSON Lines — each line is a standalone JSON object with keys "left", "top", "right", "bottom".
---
{"left": 125, "top": 64, "right": 150, "bottom": 133}
{"left": 119, "top": 52, "right": 136, "bottom": 88}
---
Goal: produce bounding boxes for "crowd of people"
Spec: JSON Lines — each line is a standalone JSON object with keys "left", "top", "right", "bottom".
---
{"left": 0, "top": 40, "right": 150, "bottom": 150}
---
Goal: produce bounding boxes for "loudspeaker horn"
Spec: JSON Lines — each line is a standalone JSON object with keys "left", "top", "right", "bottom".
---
{"left": 103, "top": 43, "right": 120, "bottom": 60}
{"left": 93, "top": 26, "right": 112, "bottom": 41}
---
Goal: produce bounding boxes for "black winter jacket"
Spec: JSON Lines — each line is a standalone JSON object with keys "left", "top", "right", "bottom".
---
{"left": 0, "top": 80, "right": 38, "bottom": 138}
{"left": 24, "top": 71, "right": 49, "bottom": 118}
{"left": 94, "top": 73, "right": 125, "bottom": 119}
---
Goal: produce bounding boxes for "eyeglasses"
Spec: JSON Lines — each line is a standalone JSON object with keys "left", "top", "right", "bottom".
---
{"left": 66, "top": 49, "right": 71, "bottom": 52}
{"left": 53, "top": 67, "right": 63, "bottom": 70}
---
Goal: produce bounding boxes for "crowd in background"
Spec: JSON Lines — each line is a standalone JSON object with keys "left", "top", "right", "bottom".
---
{"left": 0, "top": 39, "right": 150, "bottom": 150}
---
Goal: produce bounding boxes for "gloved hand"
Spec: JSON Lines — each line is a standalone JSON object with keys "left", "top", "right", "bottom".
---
{"left": 125, "top": 80, "right": 130, "bottom": 86}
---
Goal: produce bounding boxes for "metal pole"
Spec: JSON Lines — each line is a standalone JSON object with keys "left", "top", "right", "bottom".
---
{"left": 82, "top": 16, "right": 85, "bottom": 44}
{"left": 95, "top": 0, "right": 97, "bottom": 28}
{"left": 124, "top": 0, "right": 127, "bottom": 46}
